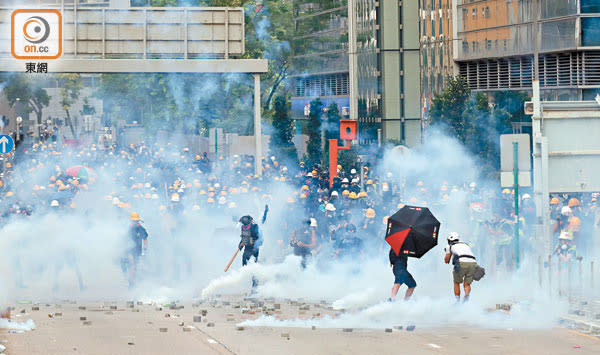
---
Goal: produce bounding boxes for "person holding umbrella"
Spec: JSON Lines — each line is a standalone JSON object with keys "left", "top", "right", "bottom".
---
{"left": 389, "top": 247, "right": 416, "bottom": 301}
{"left": 385, "top": 205, "right": 441, "bottom": 301}
{"left": 444, "top": 232, "right": 477, "bottom": 302}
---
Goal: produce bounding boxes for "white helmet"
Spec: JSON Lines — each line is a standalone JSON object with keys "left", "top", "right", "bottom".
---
{"left": 469, "top": 182, "right": 476, "bottom": 188}
{"left": 112, "top": 197, "right": 120, "bottom": 205}
{"left": 325, "top": 203, "right": 336, "bottom": 212}
{"left": 561, "top": 206, "right": 572, "bottom": 216}
{"left": 447, "top": 232, "right": 460, "bottom": 244}
{"left": 522, "top": 193, "right": 531, "bottom": 200}
{"left": 342, "top": 178, "right": 349, "bottom": 183}
{"left": 350, "top": 169, "right": 357, "bottom": 174}
{"left": 218, "top": 196, "right": 226, "bottom": 205}
{"left": 310, "top": 218, "right": 317, "bottom": 227}
{"left": 331, "top": 190, "right": 339, "bottom": 197}
{"left": 50, "top": 200, "right": 59, "bottom": 207}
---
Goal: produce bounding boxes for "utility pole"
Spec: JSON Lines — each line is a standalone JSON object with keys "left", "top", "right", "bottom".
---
{"left": 347, "top": 0, "right": 358, "bottom": 122}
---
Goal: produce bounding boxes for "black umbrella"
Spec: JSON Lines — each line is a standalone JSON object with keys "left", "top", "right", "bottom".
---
{"left": 385, "top": 205, "right": 440, "bottom": 258}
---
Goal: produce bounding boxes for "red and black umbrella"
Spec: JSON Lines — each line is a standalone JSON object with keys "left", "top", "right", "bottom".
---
{"left": 385, "top": 205, "right": 440, "bottom": 258}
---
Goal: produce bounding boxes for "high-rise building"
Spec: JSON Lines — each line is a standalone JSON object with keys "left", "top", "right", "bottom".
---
{"left": 290, "top": 0, "right": 422, "bottom": 146}
{"left": 454, "top": 0, "right": 600, "bottom": 101}
{"left": 419, "top": 0, "right": 455, "bottom": 106}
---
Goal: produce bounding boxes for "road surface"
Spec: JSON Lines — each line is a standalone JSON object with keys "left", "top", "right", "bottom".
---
{"left": 2, "top": 298, "right": 599, "bottom": 355}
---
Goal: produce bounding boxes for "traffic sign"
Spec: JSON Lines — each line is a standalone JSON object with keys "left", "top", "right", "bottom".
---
{"left": 0, "top": 134, "right": 15, "bottom": 154}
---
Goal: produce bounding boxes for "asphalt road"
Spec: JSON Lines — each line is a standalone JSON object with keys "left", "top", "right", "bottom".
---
{"left": 2, "top": 298, "right": 600, "bottom": 355}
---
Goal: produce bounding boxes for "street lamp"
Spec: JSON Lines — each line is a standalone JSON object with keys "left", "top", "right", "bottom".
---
{"left": 16, "top": 116, "right": 22, "bottom": 142}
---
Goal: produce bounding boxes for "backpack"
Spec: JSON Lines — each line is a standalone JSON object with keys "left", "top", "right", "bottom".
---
{"left": 473, "top": 265, "right": 486, "bottom": 281}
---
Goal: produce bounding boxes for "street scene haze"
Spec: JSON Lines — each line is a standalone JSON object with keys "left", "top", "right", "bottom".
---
{"left": 1, "top": 1, "right": 600, "bottom": 354}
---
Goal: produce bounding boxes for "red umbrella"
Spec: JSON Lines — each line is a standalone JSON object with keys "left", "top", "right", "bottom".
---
{"left": 66, "top": 166, "right": 96, "bottom": 181}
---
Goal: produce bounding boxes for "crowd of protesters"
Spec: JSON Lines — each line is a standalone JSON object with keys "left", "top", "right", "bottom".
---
{"left": 1, "top": 138, "right": 599, "bottom": 284}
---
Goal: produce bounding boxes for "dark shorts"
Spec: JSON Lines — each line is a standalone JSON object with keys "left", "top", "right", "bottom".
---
{"left": 393, "top": 263, "right": 417, "bottom": 288}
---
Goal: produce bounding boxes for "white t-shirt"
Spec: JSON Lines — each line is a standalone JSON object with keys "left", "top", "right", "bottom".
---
{"left": 444, "top": 243, "right": 476, "bottom": 263}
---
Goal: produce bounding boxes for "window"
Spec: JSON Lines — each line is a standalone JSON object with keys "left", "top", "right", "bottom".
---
{"left": 486, "top": 40, "right": 492, "bottom": 50}
{"left": 462, "top": 41, "right": 469, "bottom": 53}
{"left": 472, "top": 8, "right": 477, "bottom": 18}
{"left": 582, "top": 0, "right": 600, "bottom": 13}
{"left": 431, "top": 19, "right": 435, "bottom": 37}
{"left": 582, "top": 17, "right": 600, "bottom": 46}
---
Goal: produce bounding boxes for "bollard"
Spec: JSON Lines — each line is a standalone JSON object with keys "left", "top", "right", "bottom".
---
{"left": 538, "top": 255, "right": 543, "bottom": 288}
{"left": 193, "top": 316, "right": 202, "bottom": 323}
{"left": 558, "top": 258, "right": 562, "bottom": 297}
{"left": 159, "top": 328, "right": 168, "bottom": 333}
{"left": 578, "top": 257, "right": 583, "bottom": 295}
{"left": 592, "top": 261, "right": 595, "bottom": 289}
{"left": 568, "top": 260, "right": 572, "bottom": 301}
{"left": 548, "top": 255, "right": 552, "bottom": 297}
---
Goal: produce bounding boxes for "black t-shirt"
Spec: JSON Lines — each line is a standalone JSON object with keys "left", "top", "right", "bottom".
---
{"left": 389, "top": 249, "right": 408, "bottom": 269}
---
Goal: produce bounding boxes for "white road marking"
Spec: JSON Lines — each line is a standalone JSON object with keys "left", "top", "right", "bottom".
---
{"left": 428, "top": 343, "right": 442, "bottom": 349}
{"left": 207, "top": 339, "right": 217, "bottom": 344}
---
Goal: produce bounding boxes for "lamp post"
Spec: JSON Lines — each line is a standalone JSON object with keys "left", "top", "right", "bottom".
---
{"left": 16, "top": 116, "right": 22, "bottom": 142}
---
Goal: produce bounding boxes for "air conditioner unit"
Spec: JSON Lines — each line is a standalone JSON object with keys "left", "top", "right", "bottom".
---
{"left": 342, "top": 107, "right": 350, "bottom": 116}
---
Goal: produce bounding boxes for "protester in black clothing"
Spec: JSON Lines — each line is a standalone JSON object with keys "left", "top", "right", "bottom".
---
{"left": 389, "top": 248, "right": 416, "bottom": 301}
{"left": 238, "top": 215, "right": 260, "bottom": 266}
{"left": 290, "top": 219, "right": 317, "bottom": 268}
{"left": 124, "top": 212, "right": 148, "bottom": 288}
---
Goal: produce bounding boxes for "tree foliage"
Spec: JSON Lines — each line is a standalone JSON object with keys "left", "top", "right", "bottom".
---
{"left": 1, "top": 74, "right": 50, "bottom": 132}
{"left": 305, "top": 98, "right": 323, "bottom": 167}
{"left": 429, "top": 76, "right": 529, "bottom": 176}
{"left": 269, "top": 95, "right": 297, "bottom": 164}
{"left": 57, "top": 74, "right": 82, "bottom": 139}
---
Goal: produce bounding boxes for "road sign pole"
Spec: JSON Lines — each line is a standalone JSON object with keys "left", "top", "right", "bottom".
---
{"left": 513, "top": 141, "right": 520, "bottom": 270}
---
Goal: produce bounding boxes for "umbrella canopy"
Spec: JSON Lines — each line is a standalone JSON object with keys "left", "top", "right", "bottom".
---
{"left": 385, "top": 205, "right": 440, "bottom": 258}
{"left": 66, "top": 166, "right": 96, "bottom": 181}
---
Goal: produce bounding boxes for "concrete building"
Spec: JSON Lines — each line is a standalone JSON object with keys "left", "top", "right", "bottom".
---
{"left": 419, "top": 0, "right": 455, "bottom": 108}
{"left": 290, "top": 0, "right": 422, "bottom": 146}
{"left": 454, "top": 0, "right": 600, "bottom": 101}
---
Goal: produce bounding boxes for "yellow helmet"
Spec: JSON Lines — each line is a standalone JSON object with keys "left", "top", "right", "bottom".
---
{"left": 502, "top": 188, "right": 511, "bottom": 194}
{"left": 365, "top": 208, "right": 376, "bottom": 218}
{"left": 397, "top": 203, "right": 405, "bottom": 209}
{"left": 416, "top": 181, "right": 424, "bottom": 186}
{"left": 207, "top": 197, "right": 215, "bottom": 203}
{"left": 287, "top": 197, "right": 295, "bottom": 203}
{"left": 301, "top": 185, "right": 309, "bottom": 191}
{"left": 358, "top": 191, "right": 368, "bottom": 198}
{"left": 349, "top": 192, "right": 358, "bottom": 199}
{"left": 6, "top": 191, "right": 14, "bottom": 197}
{"left": 342, "top": 190, "right": 350, "bottom": 196}
{"left": 366, "top": 179, "right": 373, "bottom": 185}
{"left": 130, "top": 212, "right": 140, "bottom": 221}
{"left": 337, "top": 164, "right": 342, "bottom": 170}
{"left": 159, "top": 205, "right": 167, "bottom": 211}
{"left": 550, "top": 197, "right": 560, "bottom": 205}
{"left": 199, "top": 190, "right": 207, "bottom": 195}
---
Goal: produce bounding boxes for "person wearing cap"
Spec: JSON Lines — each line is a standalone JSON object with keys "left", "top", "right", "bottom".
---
{"left": 444, "top": 232, "right": 478, "bottom": 302}
{"left": 124, "top": 212, "right": 148, "bottom": 288}
{"left": 290, "top": 219, "right": 317, "bottom": 268}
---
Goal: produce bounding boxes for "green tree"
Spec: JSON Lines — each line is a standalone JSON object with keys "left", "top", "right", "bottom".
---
{"left": 57, "top": 73, "right": 83, "bottom": 139}
{"left": 2, "top": 74, "right": 50, "bottom": 136}
{"left": 269, "top": 95, "right": 297, "bottom": 163}
{"left": 429, "top": 76, "right": 472, "bottom": 145}
{"left": 305, "top": 98, "right": 323, "bottom": 167}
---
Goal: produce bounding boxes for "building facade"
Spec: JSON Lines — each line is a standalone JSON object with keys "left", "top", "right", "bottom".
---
{"left": 455, "top": 0, "right": 600, "bottom": 101}
{"left": 419, "top": 0, "right": 455, "bottom": 110}
{"left": 290, "top": 0, "right": 421, "bottom": 146}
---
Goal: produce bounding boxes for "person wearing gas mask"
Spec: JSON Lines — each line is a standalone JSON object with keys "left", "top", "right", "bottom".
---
{"left": 238, "top": 215, "right": 261, "bottom": 266}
